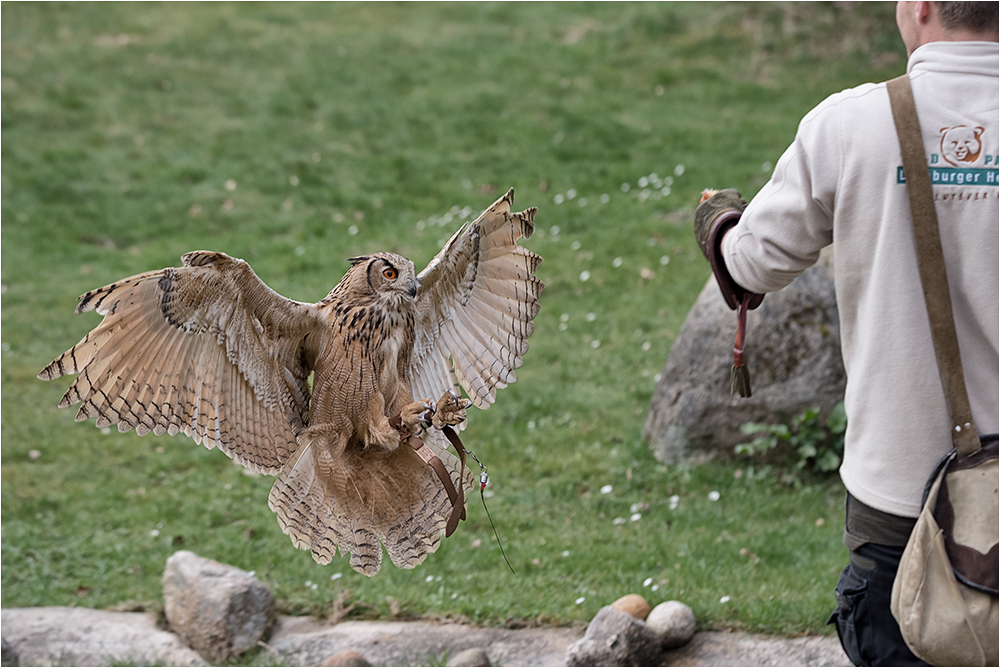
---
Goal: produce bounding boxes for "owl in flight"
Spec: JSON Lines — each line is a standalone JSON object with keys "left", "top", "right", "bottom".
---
{"left": 39, "top": 188, "right": 542, "bottom": 576}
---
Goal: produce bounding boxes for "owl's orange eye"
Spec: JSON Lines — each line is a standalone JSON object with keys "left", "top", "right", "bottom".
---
{"left": 383, "top": 267, "right": 397, "bottom": 280}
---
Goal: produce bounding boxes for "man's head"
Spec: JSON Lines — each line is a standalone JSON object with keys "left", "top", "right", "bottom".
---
{"left": 896, "top": 1, "right": 999, "bottom": 55}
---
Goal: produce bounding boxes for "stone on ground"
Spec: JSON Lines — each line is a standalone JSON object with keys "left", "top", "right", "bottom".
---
{"left": 322, "top": 649, "right": 372, "bottom": 666}
{"left": 447, "top": 646, "right": 492, "bottom": 666}
{"left": 162, "top": 550, "right": 275, "bottom": 663}
{"left": 0, "top": 607, "right": 206, "bottom": 666}
{"left": 647, "top": 600, "right": 697, "bottom": 649}
{"left": 644, "top": 261, "right": 844, "bottom": 464}
{"left": 565, "top": 606, "right": 664, "bottom": 667}
{"left": 610, "top": 594, "right": 652, "bottom": 621}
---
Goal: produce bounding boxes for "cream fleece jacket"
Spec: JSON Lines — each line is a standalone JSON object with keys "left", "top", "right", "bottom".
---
{"left": 724, "top": 41, "right": 999, "bottom": 518}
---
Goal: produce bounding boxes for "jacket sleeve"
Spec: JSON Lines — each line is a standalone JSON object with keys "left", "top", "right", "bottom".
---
{"left": 723, "top": 97, "right": 841, "bottom": 293}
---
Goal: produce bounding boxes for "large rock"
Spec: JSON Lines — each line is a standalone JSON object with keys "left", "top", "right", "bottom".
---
{"left": 162, "top": 550, "right": 276, "bottom": 663}
{"left": 644, "top": 260, "right": 845, "bottom": 464}
{"left": 565, "top": 606, "right": 664, "bottom": 667}
{"left": 268, "top": 616, "right": 582, "bottom": 666}
{"left": 0, "top": 607, "right": 206, "bottom": 666}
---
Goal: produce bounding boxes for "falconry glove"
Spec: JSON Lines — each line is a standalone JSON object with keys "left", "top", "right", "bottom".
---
{"left": 694, "top": 188, "right": 764, "bottom": 397}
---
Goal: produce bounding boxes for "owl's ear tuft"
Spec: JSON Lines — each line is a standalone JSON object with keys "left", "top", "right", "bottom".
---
{"left": 347, "top": 256, "right": 370, "bottom": 267}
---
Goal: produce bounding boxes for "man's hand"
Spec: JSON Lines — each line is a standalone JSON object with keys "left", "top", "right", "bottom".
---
{"left": 693, "top": 188, "right": 761, "bottom": 311}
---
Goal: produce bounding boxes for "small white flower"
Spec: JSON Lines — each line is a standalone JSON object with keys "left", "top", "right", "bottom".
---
{"left": 638, "top": 176, "right": 649, "bottom": 188}
{"left": 708, "top": 491, "right": 720, "bottom": 502}
{"left": 425, "top": 575, "right": 434, "bottom": 583}
{"left": 571, "top": 240, "right": 582, "bottom": 250}
{"left": 612, "top": 517, "right": 626, "bottom": 525}
{"left": 558, "top": 323, "right": 568, "bottom": 331}
{"left": 620, "top": 183, "right": 630, "bottom": 192}
{"left": 653, "top": 372, "right": 662, "bottom": 383}
{"left": 612, "top": 257, "right": 623, "bottom": 268}
{"left": 451, "top": 592, "right": 458, "bottom": 599}
{"left": 575, "top": 596, "right": 586, "bottom": 605}
{"left": 577, "top": 198, "right": 587, "bottom": 207}
{"left": 762, "top": 161, "right": 773, "bottom": 173}
{"left": 416, "top": 220, "right": 426, "bottom": 230}
{"left": 600, "top": 484, "right": 613, "bottom": 494}
{"left": 225, "top": 179, "right": 237, "bottom": 191}
{"left": 527, "top": 420, "right": 536, "bottom": 429}
{"left": 553, "top": 193, "right": 565, "bottom": 205}
{"left": 289, "top": 175, "right": 300, "bottom": 186}
{"left": 149, "top": 529, "right": 160, "bottom": 537}
{"left": 295, "top": 246, "right": 306, "bottom": 256}
{"left": 550, "top": 225, "right": 561, "bottom": 235}
{"left": 579, "top": 270, "right": 591, "bottom": 282}
{"left": 101, "top": 427, "right": 112, "bottom": 435}
{"left": 669, "top": 495, "right": 680, "bottom": 510}
{"left": 643, "top": 577, "right": 653, "bottom": 587}
{"left": 305, "top": 580, "right": 313, "bottom": 587}
{"left": 641, "top": 341, "right": 651, "bottom": 351}
{"left": 585, "top": 312, "right": 597, "bottom": 322}
{"left": 248, "top": 571, "right": 256, "bottom": 577}
{"left": 591, "top": 340, "right": 601, "bottom": 348}
{"left": 630, "top": 513, "right": 642, "bottom": 522}
{"left": 331, "top": 573, "right": 343, "bottom": 581}
{"left": 600, "top": 193, "right": 610, "bottom": 203}
{"left": 347, "top": 225, "right": 359, "bottom": 235}
{"left": 720, "top": 595, "right": 731, "bottom": 604}
{"left": 566, "top": 188, "right": 577, "bottom": 199}
{"left": 561, "top": 550, "right": 570, "bottom": 557}
{"left": 311, "top": 583, "right": 319, "bottom": 590}
{"left": 659, "top": 255, "right": 670, "bottom": 266}
{"left": 651, "top": 584, "right": 660, "bottom": 591}
{"left": 674, "top": 164, "right": 685, "bottom": 176}
{"left": 660, "top": 186, "right": 671, "bottom": 197}
{"left": 560, "top": 313, "right": 570, "bottom": 322}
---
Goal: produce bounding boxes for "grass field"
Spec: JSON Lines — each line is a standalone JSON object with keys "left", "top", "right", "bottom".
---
{"left": 3, "top": 1, "right": 904, "bottom": 642}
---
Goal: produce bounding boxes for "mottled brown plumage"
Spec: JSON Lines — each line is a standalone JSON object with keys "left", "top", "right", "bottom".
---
{"left": 39, "top": 189, "right": 542, "bottom": 575}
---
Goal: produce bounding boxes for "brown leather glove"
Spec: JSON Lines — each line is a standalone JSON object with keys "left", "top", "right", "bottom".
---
{"left": 694, "top": 189, "right": 764, "bottom": 311}
{"left": 694, "top": 189, "right": 764, "bottom": 397}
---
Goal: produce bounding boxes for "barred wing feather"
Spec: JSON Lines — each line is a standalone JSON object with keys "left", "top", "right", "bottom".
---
{"left": 38, "top": 251, "right": 325, "bottom": 474}
{"left": 411, "top": 188, "right": 543, "bottom": 410}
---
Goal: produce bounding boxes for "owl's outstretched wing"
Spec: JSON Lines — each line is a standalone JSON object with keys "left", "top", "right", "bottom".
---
{"left": 411, "top": 188, "right": 543, "bottom": 409}
{"left": 38, "top": 251, "right": 326, "bottom": 474}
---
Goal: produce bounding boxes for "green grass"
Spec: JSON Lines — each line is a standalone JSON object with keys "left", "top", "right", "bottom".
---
{"left": 3, "top": 1, "right": 903, "bottom": 638}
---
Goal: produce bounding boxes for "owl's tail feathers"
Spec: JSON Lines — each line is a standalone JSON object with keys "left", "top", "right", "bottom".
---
{"left": 268, "top": 427, "right": 473, "bottom": 576}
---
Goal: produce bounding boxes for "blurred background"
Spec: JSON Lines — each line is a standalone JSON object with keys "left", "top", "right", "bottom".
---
{"left": 2, "top": 1, "right": 903, "bottom": 639}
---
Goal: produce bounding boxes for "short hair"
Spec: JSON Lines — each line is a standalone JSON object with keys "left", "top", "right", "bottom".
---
{"left": 934, "top": 2, "right": 999, "bottom": 33}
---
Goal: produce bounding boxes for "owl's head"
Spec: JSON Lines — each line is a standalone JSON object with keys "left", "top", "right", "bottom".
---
{"left": 341, "top": 252, "right": 418, "bottom": 307}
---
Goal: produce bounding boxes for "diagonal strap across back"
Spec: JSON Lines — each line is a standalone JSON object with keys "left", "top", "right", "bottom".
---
{"left": 886, "top": 74, "right": 981, "bottom": 458}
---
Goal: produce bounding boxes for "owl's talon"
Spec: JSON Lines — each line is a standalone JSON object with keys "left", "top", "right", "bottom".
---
{"left": 432, "top": 391, "right": 469, "bottom": 429}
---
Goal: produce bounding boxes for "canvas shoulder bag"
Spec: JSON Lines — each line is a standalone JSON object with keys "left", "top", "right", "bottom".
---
{"left": 886, "top": 73, "right": 999, "bottom": 667}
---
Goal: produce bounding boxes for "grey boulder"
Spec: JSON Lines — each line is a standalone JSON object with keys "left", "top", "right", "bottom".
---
{"left": 162, "top": 550, "right": 275, "bottom": 663}
{"left": 565, "top": 606, "right": 665, "bottom": 667}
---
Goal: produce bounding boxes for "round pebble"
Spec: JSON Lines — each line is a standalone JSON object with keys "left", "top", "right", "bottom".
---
{"left": 446, "top": 647, "right": 491, "bottom": 667}
{"left": 321, "top": 650, "right": 371, "bottom": 667}
{"left": 646, "top": 600, "right": 696, "bottom": 649}
{"left": 610, "top": 593, "right": 651, "bottom": 621}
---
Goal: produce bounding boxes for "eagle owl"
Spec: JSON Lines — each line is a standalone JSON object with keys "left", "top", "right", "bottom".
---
{"left": 38, "top": 189, "right": 542, "bottom": 576}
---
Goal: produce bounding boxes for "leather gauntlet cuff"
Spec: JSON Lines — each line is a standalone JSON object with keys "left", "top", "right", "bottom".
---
{"left": 703, "top": 210, "right": 764, "bottom": 311}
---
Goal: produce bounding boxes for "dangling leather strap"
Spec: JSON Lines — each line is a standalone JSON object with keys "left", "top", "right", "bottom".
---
{"left": 886, "top": 74, "right": 980, "bottom": 458}
{"left": 389, "top": 416, "right": 468, "bottom": 536}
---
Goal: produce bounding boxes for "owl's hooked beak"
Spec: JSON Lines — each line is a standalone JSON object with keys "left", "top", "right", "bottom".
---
{"left": 407, "top": 277, "right": 418, "bottom": 298}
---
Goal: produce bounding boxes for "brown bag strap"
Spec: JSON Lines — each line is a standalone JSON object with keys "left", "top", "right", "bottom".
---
{"left": 886, "top": 74, "right": 980, "bottom": 457}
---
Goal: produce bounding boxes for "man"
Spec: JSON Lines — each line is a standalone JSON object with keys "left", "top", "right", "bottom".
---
{"left": 695, "top": 3, "right": 998, "bottom": 665}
